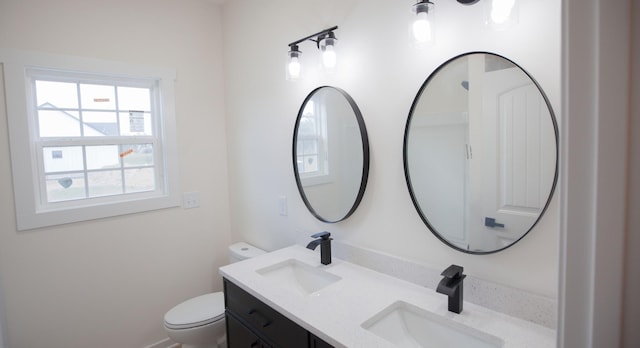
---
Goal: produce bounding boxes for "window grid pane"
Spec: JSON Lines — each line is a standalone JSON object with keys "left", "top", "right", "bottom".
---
{"left": 86, "top": 145, "right": 120, "bottom": 170}
{"left": 121, "top": 144, "right": 154, "bottom": 167}
{"left": 124, "top": 168, "right": 155, "bottom": 193}
{"left": 297, "top": 138, "right": 320, "bottom": 175}
{"left": 35, "top": 80, "right": 79, "bottom": 109}
{"left": 43, "top": 146, "right": 84, "bottom": 173}
{"left": 45, "top": 173, "right": 87, "bottom": 202}
{"left": 38, "top": 110, "right": 81, "bottom": 137}
{"left": 80, "top": 84, "right": 116, "bottom": 110}
{"left": 87, "top": 170, "right": 123, "bottom": 197}
{"left": 82, "top": 111, "right": 119, "bottom": 136}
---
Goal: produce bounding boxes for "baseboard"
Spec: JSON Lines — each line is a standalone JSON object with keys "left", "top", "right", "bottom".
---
{"left": 143, "top": 337, "right": 179, "bottom": 348}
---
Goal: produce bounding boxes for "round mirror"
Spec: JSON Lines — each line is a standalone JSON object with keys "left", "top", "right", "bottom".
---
{"left": 404, "top": 52, "right": 558, "bottom": 254}
{"left": 293, "top": 86, "right": 370, "bottom": 223}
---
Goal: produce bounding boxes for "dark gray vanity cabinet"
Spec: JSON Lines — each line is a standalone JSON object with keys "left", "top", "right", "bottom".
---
{"left": 224, "top": 279, "right": 334, "bottom": 348}
{"left": 226, "top": 314, "right": 269, "bottom": 348}
{"left": 309, "top": 333, "right": 334, "bottom": 348}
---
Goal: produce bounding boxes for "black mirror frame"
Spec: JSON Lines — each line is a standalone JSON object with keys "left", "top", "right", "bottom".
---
{"left": 292, "top": 86, "right": 370, "bottom": 223}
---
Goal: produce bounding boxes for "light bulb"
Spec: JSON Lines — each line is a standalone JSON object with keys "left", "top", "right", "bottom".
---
{"left": 412, "top": 11, "right": 432, "bottom": 43}
{"left": 411, "top": 1, "right": 433, "bottom": 46}
{"left": 288, "top": 56, "right": 301, "bottom": 80}
{"left": 286, "top": 46, "right": 301, "bottom": 81}
{"left": 322, "top": 44, "right": 337, "bottom": 69}
{"left": 490, "top": 0, "right": 515, "bottom": 25}
{"left": 319, "top": 32, "right": 337, "bottom": 71}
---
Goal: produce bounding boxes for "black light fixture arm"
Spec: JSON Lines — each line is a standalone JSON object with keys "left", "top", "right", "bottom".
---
{"left": 288, "top": 26, "right": 339, "bottom": 49}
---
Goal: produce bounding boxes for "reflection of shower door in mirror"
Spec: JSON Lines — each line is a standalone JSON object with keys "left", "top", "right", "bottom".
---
{"left": 468, "top": 64, "right": 555, "bottom": 251}
{"left": 410, "top": 113, "right": 469, "bottom": 250}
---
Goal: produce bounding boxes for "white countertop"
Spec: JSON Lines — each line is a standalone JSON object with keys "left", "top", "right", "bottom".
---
{"left": 219, "top": 245, "right": 555, "bottom": 348}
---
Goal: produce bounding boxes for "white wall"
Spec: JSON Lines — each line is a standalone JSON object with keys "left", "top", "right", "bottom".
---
{"left": 0, "top": 1, "right": 231, "bottom": 347}
{"left": 0, "top": 271, "right": 6, "bottom": 348}
{"left": 222, "top": 0, "right": 560, "bottom": 298}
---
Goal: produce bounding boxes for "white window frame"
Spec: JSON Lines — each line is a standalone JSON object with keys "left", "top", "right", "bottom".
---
{"left": 1, "top": 50, "right": 180, "bottom": 230}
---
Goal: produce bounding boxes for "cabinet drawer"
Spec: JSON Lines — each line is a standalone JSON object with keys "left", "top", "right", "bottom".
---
{"left": 226, "top": 313, "right": 266, "bottom": 348}
{"left": 224, "top": 279, "right": 308, "bottom": 348}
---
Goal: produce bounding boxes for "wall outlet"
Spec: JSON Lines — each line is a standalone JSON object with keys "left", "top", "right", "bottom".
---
{"left": 183, "top": 191, "right": 200, "bottom": 209}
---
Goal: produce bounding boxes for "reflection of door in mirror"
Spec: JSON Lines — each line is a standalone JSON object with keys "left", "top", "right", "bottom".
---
{"left": 467, "top": 55, "right": 556, "bottom": 251}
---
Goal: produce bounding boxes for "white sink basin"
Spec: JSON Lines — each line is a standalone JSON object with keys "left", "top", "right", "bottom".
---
{"left": 362, "top": 301, "right": 504, "bottom": 348}
{"left": 256, "top": 259, "right": 341, "bottom": 296}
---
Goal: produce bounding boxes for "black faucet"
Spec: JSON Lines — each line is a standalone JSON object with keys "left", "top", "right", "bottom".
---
{"left": 436, "top": 264, "right": 467, "bottom": 314}
{"left": 306, "top": 232, "right": 332, "bottom": 265}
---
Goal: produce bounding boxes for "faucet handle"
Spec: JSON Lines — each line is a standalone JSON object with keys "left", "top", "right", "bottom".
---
{"left": 311, "top": 231, "right": 331, "bottom": 240}
{"left": 441, "top": 264, "right": 465, "bottom": 279}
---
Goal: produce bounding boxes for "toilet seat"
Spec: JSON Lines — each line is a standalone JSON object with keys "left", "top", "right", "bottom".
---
{"left": 164, "top": 292, "right": 225, "bottom": 330}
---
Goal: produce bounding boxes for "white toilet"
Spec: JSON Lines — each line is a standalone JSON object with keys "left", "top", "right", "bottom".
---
{"left": 163, "top": 242, "right": 266, "bottom": 348}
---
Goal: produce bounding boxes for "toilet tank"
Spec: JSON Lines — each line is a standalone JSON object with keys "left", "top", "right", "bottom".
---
{"left": 228, "top": 242, "right": 266, "bottom": 263}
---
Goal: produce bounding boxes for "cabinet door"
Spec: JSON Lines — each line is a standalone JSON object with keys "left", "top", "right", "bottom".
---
{"left": 225, "top": 279, "right": 308, "bottom": 347}
{"left": 227, "top": 312, "right": 267, "bottom": 348}
{"left": 309, "top": 333, "right": 334, "bottom": 348}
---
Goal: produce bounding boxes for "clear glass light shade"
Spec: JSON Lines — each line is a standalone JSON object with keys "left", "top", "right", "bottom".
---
{"left": 486, "top": 0, "right": 518, "bottom": 30}
{"left": 322, "top": 44, "right": 337, "bottom": 69}
{"left": 491, "top": 0, "right": 515, "bottom": 23}
{"left": 320, "top": 36, "right": 337, "bottom": 71}
{"left": 412, "top": 11, "right": 432, "bottom": 43}
{"left": 411, "top": 1, "right": 433, "bottom": 46}
{"left": 286, "top": 50, "right": 301, "bottom": 81}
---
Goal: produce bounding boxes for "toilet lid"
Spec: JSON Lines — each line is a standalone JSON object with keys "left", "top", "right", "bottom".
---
{"left": 164, "top": 292, "right": 225, "bottom": 329}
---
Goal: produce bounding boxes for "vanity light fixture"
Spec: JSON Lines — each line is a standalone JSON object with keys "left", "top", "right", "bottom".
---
{"left": 286, "top": 26, "right": 338, "bottom": 81}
